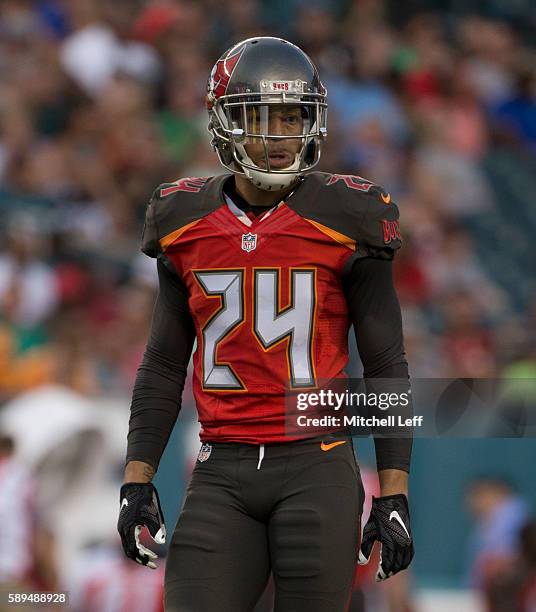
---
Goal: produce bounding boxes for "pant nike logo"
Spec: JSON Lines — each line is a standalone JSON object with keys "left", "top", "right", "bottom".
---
{"left": 389, "top": 510, "right": 410, "bottom": 539}
{"left": 120, "top": 498, "right": 128, "bottom": 512}
{"left": 320, "top": 440, "right": 347, "bottom": 451}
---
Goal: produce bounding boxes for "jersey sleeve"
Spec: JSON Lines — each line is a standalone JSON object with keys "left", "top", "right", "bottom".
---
{"left": 126, "top": 260, "right": 196, "bottom": 470}
{"left": 140, "top": 189, "right": 160, "bottom": 258}
{"left": 351, "top": 185, "right": 402, "bottom": 260}
{"left": 139, "top": 176, "right": 222, "bottom": 258}
{"left": 140, "top": 182, "right": 181, "bottom": 258}
{"left": 344, "top": 257, "right": 412, "bottom": 473}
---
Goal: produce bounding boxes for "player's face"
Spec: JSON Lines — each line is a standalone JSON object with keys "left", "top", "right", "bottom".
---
{"left": 241, "top": 105, "right": 304, "bottom": 170}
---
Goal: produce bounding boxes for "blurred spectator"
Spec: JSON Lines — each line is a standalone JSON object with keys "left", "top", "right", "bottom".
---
{"left": 516, "top": 520, "right": 536, "bottom": 611}
{"left": 440, "top": 289, "right": 498, "bottom": 377}
{"left": 492, "top": 68, "right": 536, "bottom": 152}
{"left": 0, "top": 214, "right": 58, "bottom": 328}
{"left": 67, "top": 541, "right": 164, "bottom": 612}
{"left": 483, "top": 518, "right": 536, "bottom": 612}
{"left": 60, "top": 1, "right": 161, "bottom": 97}
{"left": 0, "top": 432, "right": 57, "bottom": 591}
{"left": 465, "top": 476, "right": 530, "bottom": 592}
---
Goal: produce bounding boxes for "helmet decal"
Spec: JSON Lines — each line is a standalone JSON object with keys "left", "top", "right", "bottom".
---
{"left": 207, "top": 44, "right": 246, "bottom": 108}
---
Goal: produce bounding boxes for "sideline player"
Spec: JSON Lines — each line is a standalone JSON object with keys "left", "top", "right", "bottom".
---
{"left": 118, "top": 37, "right": 414, "bottom": 611}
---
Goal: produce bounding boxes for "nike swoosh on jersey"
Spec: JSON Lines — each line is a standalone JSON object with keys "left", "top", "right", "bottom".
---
{"left": 320, "top": 440, "right": 347, "bottom": 451}
{"left": 120, "top": 498, "right": 129, "bottom": 512}
{"left": 381, "top": 192, "right": 391, "bottom": 204}
{"left": 389, "top": 510, "right": 410, "bottom": 539}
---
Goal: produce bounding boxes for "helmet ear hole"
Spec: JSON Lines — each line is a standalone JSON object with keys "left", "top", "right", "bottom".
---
{"left": 304, "top": 140, "right": 316, "bottom": 165}
{"left": 221, "top": 145, "right": 234, "bottom": 166}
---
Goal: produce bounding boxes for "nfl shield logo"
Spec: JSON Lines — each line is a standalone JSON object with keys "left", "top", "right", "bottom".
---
{"left": 197, "top": 443, "right": 212, "bottom": 462}
{"left": 241, "top": 232, "right": 257, "bottom": 252}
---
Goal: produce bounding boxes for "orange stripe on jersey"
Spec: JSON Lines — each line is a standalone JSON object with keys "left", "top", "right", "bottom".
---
{"left": 303, "top": 218, "right": 356, "bottom": 251}
{"left": 160, "top": 219, "right": 202, "bottom": 251}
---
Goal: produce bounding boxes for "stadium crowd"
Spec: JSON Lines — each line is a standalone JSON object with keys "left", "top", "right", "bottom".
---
{"left": 1, "top": 0, "right": 535, "bottom": 398}
{"left": 0, "top": 0, "right": 535, "bottom": 610}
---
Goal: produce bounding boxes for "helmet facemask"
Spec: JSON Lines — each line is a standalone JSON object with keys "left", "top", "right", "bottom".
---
{"left": 209, "top": 84, "right": 327, "bottom": 191}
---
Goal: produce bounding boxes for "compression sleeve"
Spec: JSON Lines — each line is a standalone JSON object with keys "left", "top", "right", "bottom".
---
{"left": 344, "top": 257, "right": 413, "bottom": 473}
{"left": 126, "top": 259, "right": 196, "bottom": 470}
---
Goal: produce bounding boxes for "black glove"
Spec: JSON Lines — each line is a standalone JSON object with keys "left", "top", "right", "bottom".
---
{"left": 358, "top": 494, "right": 414, "bottom": 581}
{"left": 117, "top": 482, "right": 166, "bottom": 569}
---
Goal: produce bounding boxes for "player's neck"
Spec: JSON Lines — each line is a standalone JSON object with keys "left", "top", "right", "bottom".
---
{"left": 234, "top": 175, "right": 296, "bottom": 207}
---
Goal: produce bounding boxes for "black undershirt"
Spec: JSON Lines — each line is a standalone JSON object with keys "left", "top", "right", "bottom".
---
{"left": 126, "top": 190, "right": 412, "bottom": 474}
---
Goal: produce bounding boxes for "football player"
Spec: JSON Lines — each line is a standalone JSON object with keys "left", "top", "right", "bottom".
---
{"left": 118, "top": 37, "right": 414, "bottom": 611}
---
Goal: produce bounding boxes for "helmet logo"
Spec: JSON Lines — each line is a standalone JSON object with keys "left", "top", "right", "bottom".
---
{"left": 207, "top": 44, "right": 246, "bottom": 106}
{"left": 241, "top": 232, "right": 257, "bottom": 252}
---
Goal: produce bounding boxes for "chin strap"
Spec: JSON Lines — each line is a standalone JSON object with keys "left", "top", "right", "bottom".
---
{"left": 243, "top": 161, "right": 302, "bottom": 191}
{"left": 245, "top": 170, "right": 299, "bottom": 191}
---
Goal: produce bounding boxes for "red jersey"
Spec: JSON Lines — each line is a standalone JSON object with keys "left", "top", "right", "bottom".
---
{"left": 141, "top": 172, "right": 401, "bottom": 443}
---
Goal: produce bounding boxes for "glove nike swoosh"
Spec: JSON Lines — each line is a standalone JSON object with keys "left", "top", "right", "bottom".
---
{"left": 358, "top": 494, "right": 414, "bottom": 581}
{"left": 117, "top": 483, "right": 166, "bottom": 570}
{"left": 389, "top": 510, "right": 410, "bottom": 538}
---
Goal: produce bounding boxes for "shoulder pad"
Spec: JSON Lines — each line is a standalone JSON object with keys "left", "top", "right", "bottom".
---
{"left": 334, "top": 175, "right": 401, "bottom": 259}
{"left": 141, "top": 176, "right": 225, "bottom": 257}
{"left": 291, "top": 173, "right": 402, "bottom": 259}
